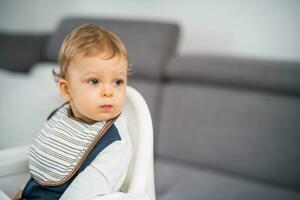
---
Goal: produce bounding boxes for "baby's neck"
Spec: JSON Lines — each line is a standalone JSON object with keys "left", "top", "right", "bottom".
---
{"left": 67, "top": 107, "right": 99, "bottom": 125}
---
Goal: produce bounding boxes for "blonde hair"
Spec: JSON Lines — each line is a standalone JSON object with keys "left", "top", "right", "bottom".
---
{"left": 53, "top": 23, "right": 129, "bottom": 80}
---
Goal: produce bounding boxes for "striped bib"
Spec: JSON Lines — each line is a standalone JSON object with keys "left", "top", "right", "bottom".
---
{"left": 29, "top": 103, "right": 114, "bottom": 186}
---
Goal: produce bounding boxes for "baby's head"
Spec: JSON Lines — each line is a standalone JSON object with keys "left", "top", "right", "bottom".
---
{"left": 54, "top": 24, "right": 128, "bottom": 123}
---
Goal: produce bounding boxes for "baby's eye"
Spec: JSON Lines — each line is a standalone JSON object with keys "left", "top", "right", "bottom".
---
{"left": 114, "top": 79, "right": 124, "bottom": 86}
{"left": 88, "top": 79, "right": 99, "bottom": 85}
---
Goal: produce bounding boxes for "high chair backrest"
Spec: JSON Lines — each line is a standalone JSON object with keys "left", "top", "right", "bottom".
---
{"left": 0, "top": 86, "right": 155, "bottom": 200}
{"left": 121, "top": 86, "right": 156, "bottom": 200}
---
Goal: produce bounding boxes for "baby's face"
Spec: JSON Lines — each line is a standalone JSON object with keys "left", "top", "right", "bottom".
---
{"left": 62, "top": 54, "right": 128, "bottom": 123}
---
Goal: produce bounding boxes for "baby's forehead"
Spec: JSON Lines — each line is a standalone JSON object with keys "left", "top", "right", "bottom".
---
{"left": 67, "top": 54, "right": 128, "bottom": 75}
{"left": 79, "top": 48, "right": 127, "bottom": 59}
{"left": 74, "top": 52, "right": 128, "bottom": 63}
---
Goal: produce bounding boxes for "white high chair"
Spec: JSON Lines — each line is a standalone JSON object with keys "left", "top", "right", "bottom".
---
{"left": 0, "top": 86, "right": 156, "bottom": 200}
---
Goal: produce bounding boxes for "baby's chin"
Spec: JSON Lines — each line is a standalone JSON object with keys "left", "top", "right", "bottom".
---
{"left": 91, "top": 111, "right": 121, "bottom": 122}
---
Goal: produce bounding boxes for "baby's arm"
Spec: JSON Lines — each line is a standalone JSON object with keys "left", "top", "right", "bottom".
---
{"left": 59, "top": 139, "right": 130, "bottom": 200}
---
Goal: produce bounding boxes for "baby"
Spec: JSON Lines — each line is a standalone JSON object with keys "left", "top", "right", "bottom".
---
{"left": 20, "top": 24, "right": 133, "bottom": 200}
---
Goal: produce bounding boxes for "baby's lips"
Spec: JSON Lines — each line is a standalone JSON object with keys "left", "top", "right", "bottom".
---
{"left": 100, "top": 104, "right": 113, "bottom": 110}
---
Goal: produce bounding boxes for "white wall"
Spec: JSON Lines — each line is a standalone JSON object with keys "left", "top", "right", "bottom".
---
{"left": 0, "top": 0, "right": 299, "bottom": 61}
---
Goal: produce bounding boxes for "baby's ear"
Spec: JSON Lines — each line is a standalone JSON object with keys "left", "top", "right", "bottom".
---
{"left": 58, "top": 79, "right": 71, "bottom": 101}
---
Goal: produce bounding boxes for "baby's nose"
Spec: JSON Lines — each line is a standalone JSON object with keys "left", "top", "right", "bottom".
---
{"left": 100, "top": 86, "right": 113, "bottom": 97}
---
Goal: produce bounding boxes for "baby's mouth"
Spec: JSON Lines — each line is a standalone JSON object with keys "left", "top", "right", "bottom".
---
{"left": 100, "top": 104, "right": 113, "bottom": 110}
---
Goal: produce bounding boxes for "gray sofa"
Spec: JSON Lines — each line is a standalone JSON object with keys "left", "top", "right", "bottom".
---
{"left": 1, "top": 17, "right": 300, "bottom": 200}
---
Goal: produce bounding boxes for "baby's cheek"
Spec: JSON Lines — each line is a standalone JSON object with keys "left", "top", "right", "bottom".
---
{"left": 119, "top": 94, "right": 126, "bottom": 106}
{"left": 116, "top": 98, "right": 125, "bottom": 113}
{"left": 87, "top": 92, "right": 99, "bottom": 101}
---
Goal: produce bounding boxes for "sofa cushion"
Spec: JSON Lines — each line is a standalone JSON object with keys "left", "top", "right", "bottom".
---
{"left": 0, "top": 63, "right": 63, "bottom": 149}
{"left": 166, "top": 55, "right": 300, "bottom": 94}
{"left": 155, "top": 159, "right": 300, "bottom": 200}
{"left": 157, "top": 83, "right": 300, "bottom": 190}
{"left": 45, "top": 17, "right": 180, "bottom": 79}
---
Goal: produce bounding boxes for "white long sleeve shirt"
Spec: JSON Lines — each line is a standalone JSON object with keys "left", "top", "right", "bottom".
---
{"left": 60, "top": 113, "right": 137, "bottom": 200}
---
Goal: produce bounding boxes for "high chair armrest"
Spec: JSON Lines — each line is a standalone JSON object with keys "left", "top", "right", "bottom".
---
{"left": 0, "top": 190, "right": 11, "bottom": 200}
{"left": 0, "top": 145, "right": 30, "bottom": 178}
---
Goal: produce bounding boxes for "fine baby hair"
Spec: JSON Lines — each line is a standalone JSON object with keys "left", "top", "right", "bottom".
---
{"left": 53, "top": 23, "right": 129, "bottom": 81}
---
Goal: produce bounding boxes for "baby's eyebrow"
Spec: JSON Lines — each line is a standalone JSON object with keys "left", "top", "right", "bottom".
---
{"left": 81, "top": 72, "right": 127, "bottom": 79}
{"left": 82, "top": 72, "right": 99, "bottom": 77}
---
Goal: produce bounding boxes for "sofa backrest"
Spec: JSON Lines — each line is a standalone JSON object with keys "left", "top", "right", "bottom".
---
{"left": 44, "top": 17, "right": 180, "bottom": 79}
{"left": 157, "top": 55, "right": 300, "bottom": 190}
{"left": 0, "top": 32, "right": 48, "bottom": 72}
{"left": 165, "top": 55, "right": 300, "bottom": 94}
